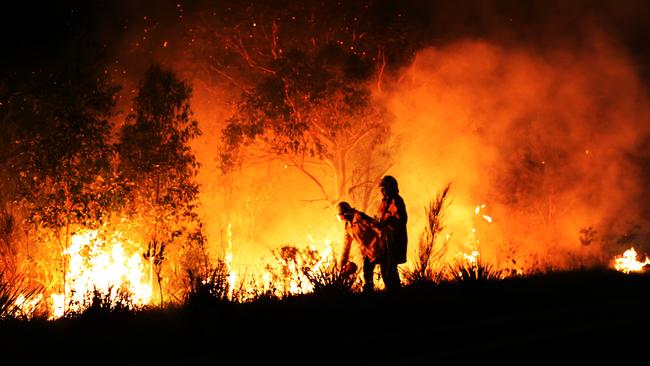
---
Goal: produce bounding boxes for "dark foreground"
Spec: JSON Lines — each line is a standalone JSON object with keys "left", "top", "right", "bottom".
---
{"left": 2, "top": 268, "right": 648, "bottom": 364}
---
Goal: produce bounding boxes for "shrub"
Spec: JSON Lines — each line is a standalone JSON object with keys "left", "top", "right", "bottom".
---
{"left": 0, "top": 271, "right": 43, "bottom": 320}
{"left": 448, "top": 258, "right": 505, "bottom": 285}
{"left": 184, "top": 259, "right": 231, "bottom": 308}
{"left": 403, "top": 183, "right": 451, "bottom": 286}
{"left": 302, "top": 260, "right": 360, "bottom": 295}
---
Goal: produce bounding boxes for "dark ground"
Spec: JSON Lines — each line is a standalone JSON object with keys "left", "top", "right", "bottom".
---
{"left": 2, "top": 268, "right": 648, "bottom": 364}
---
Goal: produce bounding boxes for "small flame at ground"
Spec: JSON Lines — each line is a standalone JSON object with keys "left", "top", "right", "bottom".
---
{"left": 613, "top": 248, "right": 650, "bottom": 274}
{"left": 459, "top": 250, "right": 481, "bottom": 266}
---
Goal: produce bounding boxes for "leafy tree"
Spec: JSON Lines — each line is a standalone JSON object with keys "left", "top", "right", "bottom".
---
{"left": 182, "top": 0, "right": 428, "bottom": 95}
{"left": 116, "top": 64, "right": 202, "bottom": 306}
{"left": 220, "top": 46, "right": 394, "bottom": 209}
{"left": 6, "top": 47, "right": 122, "bottom": 306}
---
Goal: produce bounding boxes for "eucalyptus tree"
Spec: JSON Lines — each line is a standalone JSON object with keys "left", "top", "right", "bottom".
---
{"left": 220, "top": 46, "right": 394, "bottom": 210}
{"left": 117, "top": 64, "right": 202, "bottom": 305}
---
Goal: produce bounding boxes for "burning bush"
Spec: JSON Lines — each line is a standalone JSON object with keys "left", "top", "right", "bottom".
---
{"left": 0, "top": 271, "right": 44, "bottom": 320}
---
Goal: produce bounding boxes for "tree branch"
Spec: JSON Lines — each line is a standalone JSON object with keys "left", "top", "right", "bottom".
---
{"left": 287, "top": 156, "right": 331, "bottom": 204}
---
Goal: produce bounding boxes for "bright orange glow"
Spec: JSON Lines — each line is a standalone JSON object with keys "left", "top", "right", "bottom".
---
{"left": 458, "top": 250, "right": 481, "bottom": 266}
{"left": 50, "top": 229, "right": 153, "bottom": 319}
{"left": 613, "top": 248, "right": 650, "bottom": 274}
{"left": 5, "top": 21, "right": 650, "bottom": 318}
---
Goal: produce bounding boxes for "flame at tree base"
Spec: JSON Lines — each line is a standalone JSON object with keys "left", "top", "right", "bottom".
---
{"left": 49, "top": 229, "right": 153, "bottom": 319}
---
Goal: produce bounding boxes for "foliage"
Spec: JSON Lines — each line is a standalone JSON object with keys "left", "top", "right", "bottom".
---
{"left": 220, "top": 46, "right": 394, "bottom": 208}
{"left": 117, "top": 64, "right": 204, "bottom": 304}
{"left": 10, "top": 46, "right": 122, "bottom": 234}
{"left": 143, "top": 237, "right": 167, "bottom": 307}
{"left": 117, "top": 63, "right": 202, "bottom": 221}
{"left": 65, "top": 285, "right": 137, "bottom": 320}
{"left": 1, "top": 44, "right": 124, "bottom": 311}
{"left": 447, "top": 258, "right": 506, "bottom": 285}
{"left": 264, "top": 244, "right": 349, "bottom": 296}
{"left": 302, "top": 258, "right": 360, "bottom": 295}
{"left": 403, "top": 183, "right": 451, "bottom": 286}
{"left": 184, "top": 0, "right": 427, "bottom": 93}
{"left": 184, "top": 259, "right": 232, "bottom": 308}
{"left": 0, "top": 271, "right": 44, "bottom": 320}
{"left": 264, "top": 245, "right": 309, "bottom": 296}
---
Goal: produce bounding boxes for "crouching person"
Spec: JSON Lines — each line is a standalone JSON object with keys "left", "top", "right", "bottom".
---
{"left": 337, "top": 201, "right": 388, "bottom": 293}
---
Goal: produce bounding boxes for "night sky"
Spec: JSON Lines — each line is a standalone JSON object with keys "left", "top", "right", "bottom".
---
{"left": 2, "top": 0, "right": 650, "bottom": 81}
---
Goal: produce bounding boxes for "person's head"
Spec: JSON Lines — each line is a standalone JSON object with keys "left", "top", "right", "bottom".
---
{"left": 379, "top": 175, "right": 399, "bottom": 197}
{"left": 337, "top": 201, "right": 354, "bottom": 222}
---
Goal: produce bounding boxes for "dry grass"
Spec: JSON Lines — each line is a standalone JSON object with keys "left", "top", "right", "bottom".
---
{"left": 0, "top": 270, "right": 43, "bottom": 320}
{"left": 447, "top": 258, "right": 506, "bottom": 284}
{"left": 184, "top": 259, "right": 232, "bottom": 308}
{"left": 403, "top": 183, "right": 451, "bottom": 286}
{"left": 302, "top": 259, "right": 360, "bottom": 295}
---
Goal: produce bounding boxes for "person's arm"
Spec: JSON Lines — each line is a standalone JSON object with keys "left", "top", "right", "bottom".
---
{"left": 358, "top": 211, "right": 380, "bottom": 228}
{"left": 381, "top": 197, "right": 407, "bottom": 229}
{"left": 340, "top": 227, "right": 353, "bottom": 266}
{"left": 396, "top": 195, "right": 407, "bottom": 226}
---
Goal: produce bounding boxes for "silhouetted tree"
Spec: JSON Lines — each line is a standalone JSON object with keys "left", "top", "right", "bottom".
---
{"left": 220, "top": 46, "right": 394, "bottom": 209}
{"left": 6, "top": 47, "right": 122, "bottom": 306}
{"left": 183, "top": 0, "right": 425, "bottom": 95}
{"left": 117, "top": 64, "right": 202, "bottom": 305}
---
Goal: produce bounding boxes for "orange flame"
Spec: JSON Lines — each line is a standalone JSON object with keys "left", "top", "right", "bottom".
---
{"left": 613, "top": 248, "right": 650, "bottom": 274}
{"left": 50, "top": 229, "right": 153, "bottom": 319}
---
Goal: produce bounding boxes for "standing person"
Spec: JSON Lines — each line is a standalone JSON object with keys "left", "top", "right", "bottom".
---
{"left": 376, "top": 175, "right": 408, "bottom": 292}
{"left": 337, "top": 201, "right": 389, "bottom": 293}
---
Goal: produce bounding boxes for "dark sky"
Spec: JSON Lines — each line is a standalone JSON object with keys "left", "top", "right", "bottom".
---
{"left": 1, "top": 0, "right": 649, "bottom": 82}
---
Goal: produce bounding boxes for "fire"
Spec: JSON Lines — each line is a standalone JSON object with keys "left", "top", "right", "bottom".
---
{"left": 12, "top": 293, "right": 44, "bottom": 318}
{"left": 50, "top": 229, "right": 153, "bottom": 319}
{"left": 474, "top": 204, "right": 493, "bottom": 223}
{"left": 225, "top": 222, "right": 237, "bottom": 299}
{"left": 613, "top": 248, "right": 650, "bottom": 274}
{"left": 458, "top": 250, "right": 481, "bottom": 266}
{"left": 260, "top": 232, "right": 338, "bottom": 297}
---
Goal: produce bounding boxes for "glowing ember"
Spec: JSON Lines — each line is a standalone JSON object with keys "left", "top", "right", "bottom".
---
{"left": 460, "top": 250, "right": 480, "bottom": 265}
{"left": 475, "top": 204, "right": 493, "bottom": 223}
{"left": 613, "top": 248, "right": 650, "bottom": 274}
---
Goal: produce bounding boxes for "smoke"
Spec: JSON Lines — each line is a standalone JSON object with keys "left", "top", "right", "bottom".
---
{"left": 385, "top": 32, "right": 650, "bottom": 270}
{"left": 174, "top": 3, "right": 650, "bottom": 273}
{"left": 28, "top": 0, "right": 647, "bottom": 273}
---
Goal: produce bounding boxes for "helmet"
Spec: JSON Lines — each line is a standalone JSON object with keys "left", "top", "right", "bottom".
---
{"left": 379, "top": 175, "right": 398, "bottom": 192}
{"left": 337, "top": 201, "right": 353, "bottom": 216}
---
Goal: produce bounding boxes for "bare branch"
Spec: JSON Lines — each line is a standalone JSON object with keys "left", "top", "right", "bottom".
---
{"left": 288, "top": 157, "right": 331, "bottom": 204}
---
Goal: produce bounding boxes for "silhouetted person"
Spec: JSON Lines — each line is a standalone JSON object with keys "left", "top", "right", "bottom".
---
{"left": 375, "top": 175, "right": 408, "bottom": 292}
{"left": 337, "top": 201, "right": 390, "bottom": 292}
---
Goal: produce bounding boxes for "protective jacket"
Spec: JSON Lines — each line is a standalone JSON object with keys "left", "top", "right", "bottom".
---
{"left": 376, "top": 194, "right": 408, "bottom": 264}
{"left": 340, "top": 210, "right": 385, "bottom": 265}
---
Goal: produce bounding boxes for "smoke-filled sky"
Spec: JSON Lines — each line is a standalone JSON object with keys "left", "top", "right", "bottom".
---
{"left": 3, "top": 0, "right": 650, "bottom": 271}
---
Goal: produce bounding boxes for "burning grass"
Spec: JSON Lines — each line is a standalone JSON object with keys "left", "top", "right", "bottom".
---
{"left": 0, "top": 271, "right": 44, "bottom": 320}
{"left": 1, "top": 265, "right": 648, "bottom": 363}
{"left": 4, "top": 184, "right": 648, "bottom": 320}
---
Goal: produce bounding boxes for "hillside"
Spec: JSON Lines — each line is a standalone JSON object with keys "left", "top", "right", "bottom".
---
{"left": 1, "top": 268, "right": 648, "bottom": 364}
